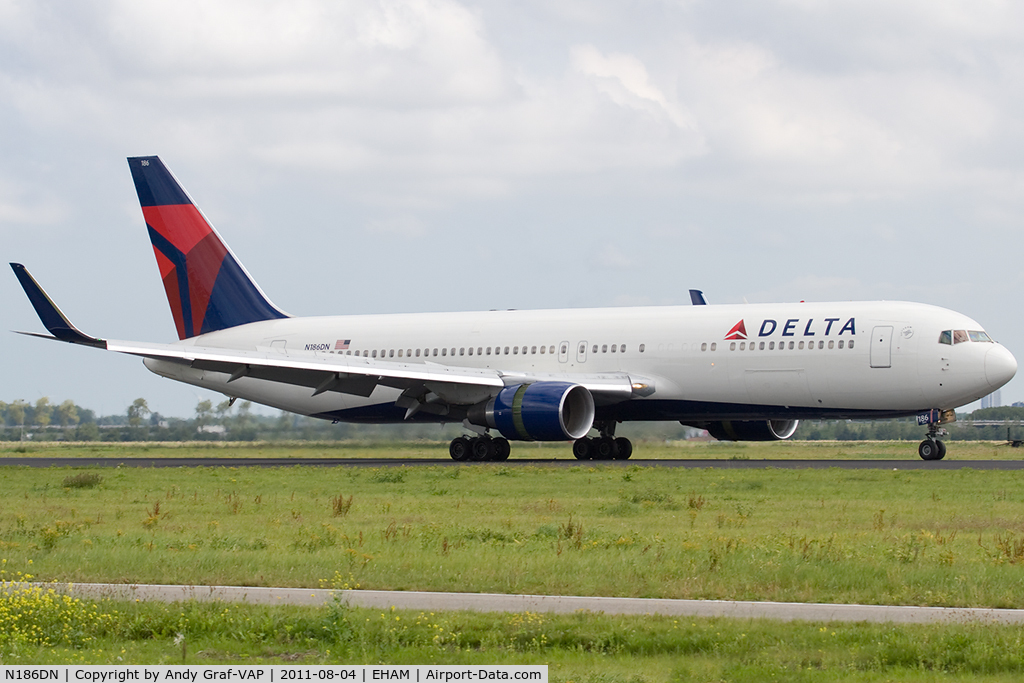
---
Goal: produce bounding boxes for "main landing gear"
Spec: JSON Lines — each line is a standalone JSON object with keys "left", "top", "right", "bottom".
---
{"left": 573, "top": 421, "right": 633, "bottom": 461}
{"left": 918, "top": 427, "right": 947, "bottom": 461}
{"left": 449, "top": 435, "right": 511, "bottom": 462}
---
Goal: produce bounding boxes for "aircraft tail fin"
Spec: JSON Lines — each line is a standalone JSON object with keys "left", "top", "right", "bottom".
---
{"left": 128, "top": 156, "right": 288, "bottom": 340}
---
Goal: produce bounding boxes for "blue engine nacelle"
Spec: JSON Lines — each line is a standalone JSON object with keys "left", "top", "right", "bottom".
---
{"left": 697, "top": 419, "right": 799, "bottom": 442}
{"left": 469, "top": 382, "right": 595, "bottom": 441}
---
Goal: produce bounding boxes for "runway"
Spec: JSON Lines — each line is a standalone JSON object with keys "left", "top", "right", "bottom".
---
{"left": 28, "top": 582, "right": 1024, "bottom": 625}
{"left": 1, "top": 456, "right": 1024, "bottom": 469}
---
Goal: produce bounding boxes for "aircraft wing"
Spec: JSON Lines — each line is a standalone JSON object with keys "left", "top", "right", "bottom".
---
{"left": 11, "top": 263, "right": 637, "bottom": 413}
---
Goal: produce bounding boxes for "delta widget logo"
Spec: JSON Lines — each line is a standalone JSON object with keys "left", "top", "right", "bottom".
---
{"left": 724, "top": 320, "right": 747, "bottom": 340}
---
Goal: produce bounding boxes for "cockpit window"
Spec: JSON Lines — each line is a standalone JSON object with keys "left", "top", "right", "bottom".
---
{"left": 940, "top": 329, "right": 992, "bottom": 344}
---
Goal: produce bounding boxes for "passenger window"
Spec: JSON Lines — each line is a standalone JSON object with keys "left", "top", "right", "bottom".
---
{"left": 701, "top": 342, "right": 707, "bottom": 351}
{"left": 550, "top": 346, "right": 555, "bottom": 354}
{"left": 407, "top": 349, "right": 412, "bottom": 357}
{"left": 504, "top": 347, "right": 509, "bottom": 354}
{"left": 602, "top": 345, "right": 608, "bottom": 353}
{"left": 513, "top": 346, "right": 518, "bottom": 355}
{"left": 710, "top": 342, "right": 717, "bottom": 351}
{"left": 953, "top": 330, "right": 968, "bottom": 344}
{"left": 818, "top": 341, "right": 824, "bottom": 349}
{"left": 849, "top": 340, "right": 855, "bottom": 349}
{"left": 769, "top": 342, "right": 775, "bottom": 350}
{"left": 442, "top": 348, "right": 447, "bottom": 356}
{"left": 798, "top": 341, "right": 804, "bottom": 349}
{"left": 593, "top": 345, "right": 598, "bottom": 354}
{"left": 759, "top": 342, "right": 765, "bottom": 350}
{"left": 415, "top": 349, "right": 420, "bottom": 357}
{"left": 398, "top": 349, "right": 403, "bottom": 357}
{"left": 938, "top": 331, "right": 952, "bottom": 345}
{"left": 838, "top": 340, "right": 844, "bottom": 349}
{"left": 460, "top": 348, "right": 465, "bottom": 356}
{"left": 540, "top": 346, "right": 545, "bottom": 354}
{"left": 531, "top": 346, "right": 537, "bottom": 354}
{"left": 487, "top": 347, "right": 491, "bottom": 355}
{"left": 639, "top": 344, "right": 645, "bottom": 352}
{"left": 828, "top": 340, "right": 834, "bottom": 349}
{"left": 467, "top": 348, "right": 472, "bottom": 356}
{"left": 478, "top": 347, "right": 483, "bottom": 355}
{"left": 372, "top": 350, "right": 377, "bottom": 358}
{"left": 451, "top": 348, "right": 456, "bottom": 356}
{"left": 739, "top": 342, "right": 745, "bottom": 350}
{"left": 389, "top": 350, "right": 394, "bottom": 358}
{"left": 730, "top": 342, "right": 736, "bottom": 351}
{"left": 619, "top": 344, "right": 625, "bottom": 353}
{"left": 433, "top": 349, "right": 438, "bottom": 357}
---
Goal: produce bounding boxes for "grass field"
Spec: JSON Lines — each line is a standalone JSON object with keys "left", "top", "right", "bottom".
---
{"left": 3, "top": 442, "right": 1024, "bottom": 677}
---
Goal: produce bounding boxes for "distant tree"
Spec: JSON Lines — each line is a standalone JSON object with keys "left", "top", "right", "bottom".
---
{"left": 55, "top": 400, "right": 79, "bottom": 427}
{"left": 75, "top": 422, "right": 100, "bottom": 441}
{"left": 127, "top": 398, "right": 150, "bottom": 428}
{"left": 195, "top": 400, "right": 213, "bottom": 430}
{"left": 215, "top": 399, "right": 233, "bottom": 423}
{"left": 7, "top": 400, "right": 26, "bottom": 427}
{"left": 34, "top": 397, "right": 52, "bottom": 427}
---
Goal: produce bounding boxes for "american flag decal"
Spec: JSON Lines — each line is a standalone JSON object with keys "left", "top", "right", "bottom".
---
{"left": 335, "top": 339, "right": 350, "bottom": 350}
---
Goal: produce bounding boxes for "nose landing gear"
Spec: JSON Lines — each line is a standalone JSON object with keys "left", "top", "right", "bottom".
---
{"left": 918, "top": 427, "right": 947, "bottom": 461}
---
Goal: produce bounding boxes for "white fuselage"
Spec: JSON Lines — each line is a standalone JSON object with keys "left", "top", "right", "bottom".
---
{"left": 145, "top": 300, "right": 1016, "bottom": 424}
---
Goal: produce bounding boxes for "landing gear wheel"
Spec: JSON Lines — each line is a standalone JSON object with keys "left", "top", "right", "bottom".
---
{"left": 614, "top": 437, "right": 633, "bottom": 460}
{"left": 595, "top": 436, "right": 617, "bottom": 460}
{"left": 935, "top": 440, "right": 946, "bottom": 460}
{"left": 470, "top": 437, "right": 495, "bottom": 461}
{"left": 449, "top": 437, "right": 471, "bottom": 461}
{"left": 573, "top": 438, "right": 593, "bottom": 460}
{"left": 918, "top": 438, "right": 942, "bottom": 461}
{"left": 492, "top": 437, "right": 511, "bottom": 461}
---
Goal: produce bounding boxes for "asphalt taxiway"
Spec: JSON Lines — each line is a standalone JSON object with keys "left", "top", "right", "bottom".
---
{"left": 1, "top": 457, "right": 1023, "bottom": 469}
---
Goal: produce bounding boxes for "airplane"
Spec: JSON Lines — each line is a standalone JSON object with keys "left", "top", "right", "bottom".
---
{"left": 10, "top": 156, "right": 1018, "bottom": 461}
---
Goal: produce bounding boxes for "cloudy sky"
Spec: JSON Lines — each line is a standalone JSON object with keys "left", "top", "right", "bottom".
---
{"left": 3, "top": 0, "right": 1023, "bottom": 419}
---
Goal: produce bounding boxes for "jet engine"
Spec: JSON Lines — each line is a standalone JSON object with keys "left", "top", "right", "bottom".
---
{"left": 694, "top": 419, "right": 800, "bottom": 442}
{"left": 468, "top": 382, "right": 595, "bottom": 441}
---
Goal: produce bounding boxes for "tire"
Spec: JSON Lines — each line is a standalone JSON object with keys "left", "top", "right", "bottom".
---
{"left": 572, "top": 438, "right": 592, "bottom": 460}
{"left": 449, "top": 437, "right": 471, "bottom": 461}
{"left": 493, "top": 438, "right": 511, "bottom": 461}
{"left": 918, "top": 439, "right": 940, "bottom": 461}
{"left": 471, "top": 437, "right": 495, "bottom": 461}
{"left": 614, "top": 437, "right": 633, "bottom": 460}
{"left": 935, "top": 440, "right": 947, "bottom": 460}
{"left": 595, "top": 436, "right": 617, "bottom": 460}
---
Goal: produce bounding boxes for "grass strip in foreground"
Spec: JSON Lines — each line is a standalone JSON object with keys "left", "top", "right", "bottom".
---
{"left": 2, "top": 589, "right": 1024, "bottom": 681}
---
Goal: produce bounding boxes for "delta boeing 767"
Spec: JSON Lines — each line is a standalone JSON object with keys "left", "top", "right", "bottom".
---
{"left": 10, "top": 157, "right": 1017, "bottom": 460}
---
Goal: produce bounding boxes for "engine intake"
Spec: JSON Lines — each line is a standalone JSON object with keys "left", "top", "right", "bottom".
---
{"left": 469, "top": 382, "right": 595, "bottom": 441}
{"left": 697, "top": 419, "right": 799, "bottom": 442}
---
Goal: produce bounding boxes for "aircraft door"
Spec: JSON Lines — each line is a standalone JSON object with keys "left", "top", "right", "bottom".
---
{"left": 870, "top": 326, "right": 893, "bottom": 368}
{"left": 559, "top": 341, "right": 569, "bottom": 363}
{"left": 576, "top": 341, "right": 588, "bottom": 363}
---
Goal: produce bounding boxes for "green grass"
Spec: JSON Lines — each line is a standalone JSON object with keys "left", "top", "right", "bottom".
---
{"left": 2, "top": 461, "right": 1024, "bottom": 606}
{"left": 4, "top": 449, "right": 1024, "bottom": 676}
{"left": 1, "top": 438, "right": 1019, "bottom": 460}
{"left": 3, "top": 588, "right": 1024, "bottom": 681}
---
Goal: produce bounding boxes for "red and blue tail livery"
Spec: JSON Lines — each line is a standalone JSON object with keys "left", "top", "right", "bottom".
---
{"left": 128, "top": 156, "right": 288, "bottom": 339}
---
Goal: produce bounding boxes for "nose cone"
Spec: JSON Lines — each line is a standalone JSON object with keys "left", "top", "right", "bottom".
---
{"left": 986, "top": 345, "right": 1017, "bottom": 389}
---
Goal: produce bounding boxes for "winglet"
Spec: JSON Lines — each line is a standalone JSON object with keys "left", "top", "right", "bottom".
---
{"left": 689, "top": 289, "right": 707, "bottom": 306}
{"left": 9, "top": 263, "right": 107, "bottom": 348}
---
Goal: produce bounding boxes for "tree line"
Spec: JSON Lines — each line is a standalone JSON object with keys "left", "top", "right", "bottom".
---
{"left": 2, "top": 398, "right": 1022, "bottom": 443}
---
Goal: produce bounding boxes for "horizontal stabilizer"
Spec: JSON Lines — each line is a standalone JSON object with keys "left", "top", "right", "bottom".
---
{"left": 9, "top": 263, "right": 106, "bottom": 348}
